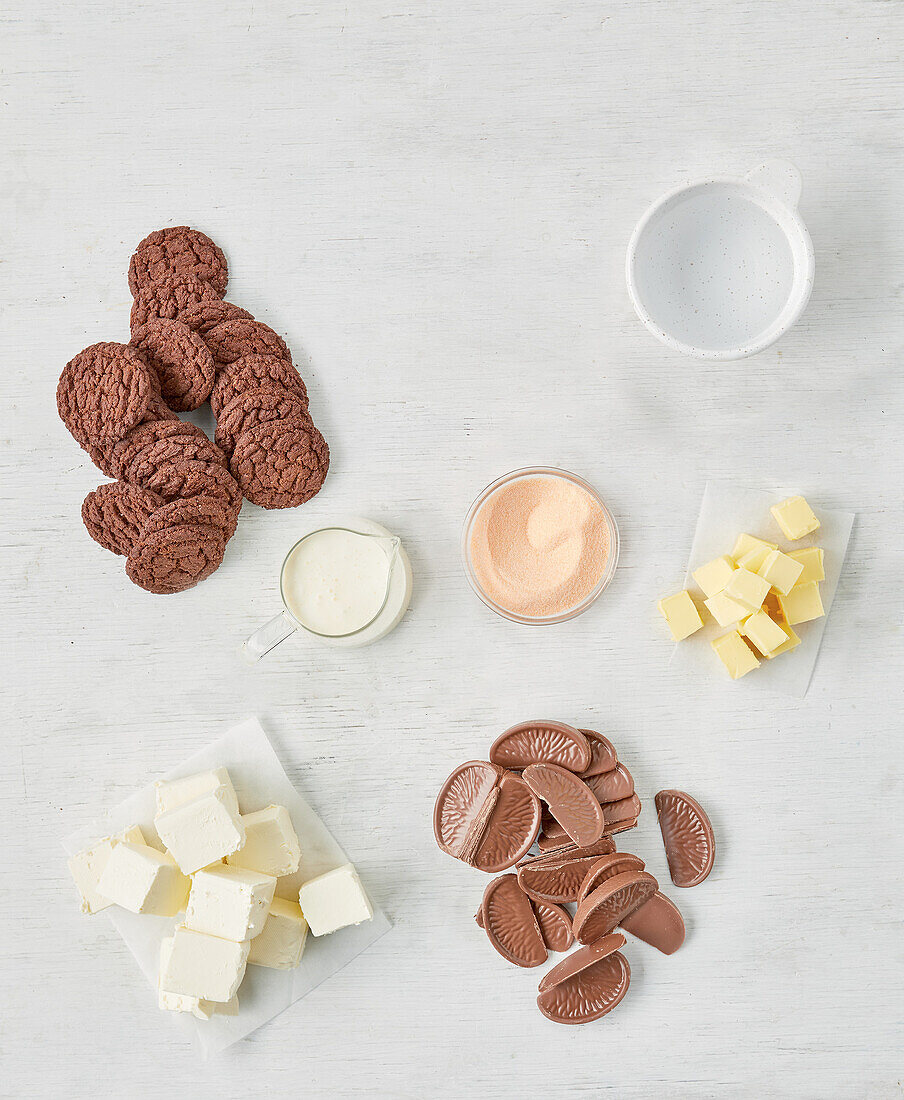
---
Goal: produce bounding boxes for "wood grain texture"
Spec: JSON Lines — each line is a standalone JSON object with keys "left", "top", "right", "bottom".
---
{"left": 1, "top": 1, "right": 902, "bottom": 1097}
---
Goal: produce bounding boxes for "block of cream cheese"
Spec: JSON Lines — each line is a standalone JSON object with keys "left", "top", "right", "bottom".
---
{"left": 248, "top": 896, "right": 309, "bottom": 969}
{"left": 788, "top": 546, "right": 825, "bottom": 586}
{"left": 226, "top": 805, "right": 301, "bottom": 877}
{"left": 155, "top": 767, "right": 240, "bottom": 818}
{"left": 97, "top": 841, "right": 190, "bottom": 916}
{"left": 159, "top": 925, "right": 250, "bottom": 1002}
{"left": 711, "top": 631, "right": 760, "bottom": 679}
{"left": 771, "top": 495, "right": 820, "bottom": 540}
{"left": 68, "top": 824, "right": 145, "bottom": 914}
{"left": 757, "top": 549, "right": 804, "bottom": 596}
{"left": 692, "top": 556, "right": 736, "bottom": 598}
{"left": 722, "top": 567, "right": 771, "bottom": 612}
{"left": 298, "top": 863, "right": 374, "bottom": 937}
{"left": 657, "top": 591, "right": 704, "bottom": 641}
{"left": 158, "top": 937, "right": 239, "bottom": 1019}
{"left": 184, "top": 864, "right": 276, "bottom": 941}
{"left": 154, "top": 789, "right": 246, "bottom": 874}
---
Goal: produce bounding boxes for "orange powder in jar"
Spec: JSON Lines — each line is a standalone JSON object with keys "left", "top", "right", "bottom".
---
{"left": 468, "top": 476, "right": 611, "bottom": 619}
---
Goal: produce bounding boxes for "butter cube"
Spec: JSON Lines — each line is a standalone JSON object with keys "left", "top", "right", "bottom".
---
{"left": 248, "top": 896, "right": 309, "bottom": 969}
{"left": 299, "top": 863, "right": 374, "bottom": 937}
{"left": 731, "top": 533, "right": 776, "bottom": 570}
{"left": 757, "top": 549, "right": 804, "bottom": 595}
{"left": 227, "top": 805, "right": 301, "bottom": 878}
{"left": 739, "top": 610, "right": 791, "bottom": 657}
{"left": 768, "top": 622, "right": 801, "bottom": 657}
{"left": 771, "top": 495, "right": 820, "bottom": 540}
{"left": 68, "top": 824, "right": 145, "bottom": 915}
{"left": 155, "top": 767, "right": 239, "bottom": 818}
{"left": 703, "top": 591, "right": 749, "bottom": 627}
{"left": 692, "top": 556, "right": 736, "bottom": 598}
{"left": 155, "top": 789, "right": 245, "bottom": 875}
{"left": 723, "top": 567, "right": 771, "bottom": 612}
{"left": 97, "top": 841, "right": 190, "bottom": 916}
{"left": 788, "top": 547, "right": 825, "bottom": 586}
{"left": 184, "top": 864, "right": 276, "bottom": 941}
{"left": 711, "top": 632, "right": 760, "bottom": 679}
{"left": 159, "top": 925, "right": 250, "bottom": 1003}
{"left": 657, "top": 590, "right": 704, "bottom": 641}
{"left": 777, "top": 581, "right": 825, "bottom": 625}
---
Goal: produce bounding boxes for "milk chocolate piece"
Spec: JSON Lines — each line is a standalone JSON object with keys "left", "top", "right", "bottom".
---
{"left": 655, "top": 789, "right": 715, "bottom": 888}
{"left": 489, "top": 721, "right": 590, "bottom": 773}
{"left": 576, "top": 852, "right": 646, "bottom": 906}
{"left": 537, "top": 933, "right": 630, "bottom": 1025}
{"left": 434, "top": 761, "right": 541, "bottom": 873}
{"left": 533, "top": 901, "right": 574, "bottom": 953}
{"left": 522, "top": 763, "right": 604, "bottom": 847}
{"left": 602, "top": 792, "right": 642, "bottom": 831}
{"left": 585, "top": 764, "right": 634, "bottom": 804}
{"left": 516, "top": 839, "right": 617, "bottom": 903}
{"left": 479, "top": 874, "right": 547, "bottom": 968}
{"left": 579, "top": 730, "right": 618, "bottom": 777}
{"left": 620, "top": 891, "right": 686, "bottom": 955}
{"left": 572, "top": 870, "right": 658, "bottom": 945}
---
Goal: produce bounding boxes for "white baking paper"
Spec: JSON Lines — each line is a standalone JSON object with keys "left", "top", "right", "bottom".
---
{"left": 63, "top": 717, "right": 391, "bottom": 1057}
{"left": 670, "top": 482, "right": 854, "bottom": 698}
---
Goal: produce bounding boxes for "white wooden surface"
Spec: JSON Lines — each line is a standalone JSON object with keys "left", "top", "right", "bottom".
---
{"left": 2, "top": 2, "right": 902, "bottom": 1097}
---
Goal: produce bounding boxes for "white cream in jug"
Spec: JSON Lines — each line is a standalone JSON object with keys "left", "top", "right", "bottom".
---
{"left": 281, "top": 528, "right": 392, "bottom": 636}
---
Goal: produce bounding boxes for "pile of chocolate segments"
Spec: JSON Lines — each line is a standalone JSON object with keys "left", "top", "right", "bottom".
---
{"left": 56, "top": 226, "right": 329, "bottom": 594}
{"left": 433, "top": 721, "right": 715, "bottom": 1025}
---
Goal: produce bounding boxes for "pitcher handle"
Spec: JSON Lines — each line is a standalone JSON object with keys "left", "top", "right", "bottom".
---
{"left": 242, "top": 611, "right": 297, "bottom": 663}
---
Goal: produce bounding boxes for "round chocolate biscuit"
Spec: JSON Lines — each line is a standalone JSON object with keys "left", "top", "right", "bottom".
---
{"left": 177, "top": 299, "right": 253, "bottom": 338}
{"left": 129, "top": 273, "right": 220, "bottom": 333}
{"left": 82, "top": 441, "right": 117, "bottom": 478}
{"left": 143, "top": 493, "right": 238, "bottom": 541}
{"left": 214, "top": 387, "right": 311, "bottom": 456}
{"left": 126, "top": 523, "right": 226, "bottom": 594}
{"left": 57, "top": 342, "right": 152, "bottom": 447}
{"left": 128, "top": 226, "right": 228, "bottom": 298}
{"left": 125, "top": 432, "right": 228, "bottom": 486}
{"left": 229, "top": 418, "right": 329, "bottom": 509}
{"left": 107, "top": 419, "right": 210, "bottom": 481}
{"left": 203, "top": 318, "right": 291, "bottom": 367}
{"left": 210, "top": 353, "right": 308, "bottom": 418}
{"left": 136, "top": 456, "right": 243, "bottom": 519}
{"left": 82, "top": 481, "right": 164, "bottom": 556}
{"left": 131, "top": 319, "right": 216, "bottom": 412}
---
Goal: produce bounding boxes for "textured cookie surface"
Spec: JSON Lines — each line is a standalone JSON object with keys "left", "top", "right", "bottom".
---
{"left": 214, "top": 387, "right": 311, "bottom": 456}
{"left": 135, "top": 456, "right": 243, "bottom": 518}
{"left": 130, "top": 273, "right": 220, "bottom": 333}
{"left": 143, "top": 493, "right": 238, "bottom": 540}
{"left": 131, "top": 319, "right": 216, "bottom": 412}
{"left": 126, "top": 431, "right": 228, "bottom": 486}
{"left": 57, "top": 342, "right": 152, "bottom": 447}
{"left": 128, "top": 226, "right": 228, "bottom": 297}
{"left": 210, "top": 353, "right": 308, "bottom": 417}
{"left": 126, "top": 523, "right": 226, "bottom": 594}
{"left": 230, "top": 419, "right": 329, "bottom": 508}
{"left": 204, "top": 319, "right": 291, "bottom": 366}
{"left": 177, "top": 299, "right": 253, "bottom": 337}
{"left": 81, "top": 481, "right": 164, "bottom": 556}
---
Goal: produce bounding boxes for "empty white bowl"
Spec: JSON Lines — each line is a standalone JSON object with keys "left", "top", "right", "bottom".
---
{"left": 626, "top": 160, "right": 814, "bottom": 360}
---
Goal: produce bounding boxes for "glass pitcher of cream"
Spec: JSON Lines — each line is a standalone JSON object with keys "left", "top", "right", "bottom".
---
{"left": 243, "top": 523, "right": 410, "bottom": 660}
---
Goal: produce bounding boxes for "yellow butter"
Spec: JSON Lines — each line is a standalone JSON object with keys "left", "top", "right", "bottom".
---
{"left": 757, "top": 549, "right": 805, "bottom": 596}
{"left": 723, "top": 567, "right": 771, "bottom": 612}
{"left": 703, "top": 591, "right": 749, "bottom": 627}
{"left": 731, "top": 533, "right": 776, "bottom": 569}
{"left": 711, "top": 631, "right": 760, "bottom": 679}
{"left": 658, "top": 590, "right": 704, "bottom": 641}
{"left": 777, "top": 581, "right": 825, "bottom": 625}
{"left": 768, "top": 622, "right": 801, "bottom": 657}
{"left": 788, "top": 547, "right": 824, "bottom": 586}
{"left": 771, "top": 495, "right": 820, "bottom": 540}
{"left": 692, "top": 556, "right": 736, "bottom": 598}
{"left": 739, "top": 610, "right": 791, "bottom": 657}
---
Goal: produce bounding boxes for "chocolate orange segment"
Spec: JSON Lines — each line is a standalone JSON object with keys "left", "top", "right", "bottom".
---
{"left": 620, "top": 891, "right": 686, "bottom": 955}
{"left": 572, "top": 870, "right": 658, "bottom": 945}
{"left": 532, "top": 900, "right": 573, "bottom": 953}
{"left": 602, "top": 792, "right": 642, "bottom": 831}
{"left": 576, "top": 852, "right": 646, "bottom": 906}
{"left": 655, "top": 789, "right": 715, "bottom": 888}
{"left": 585, "top": 763, "right": 634, "bottom": 804}
{"left": 579, "top": 730, "right": 618, "bottom": 777}
{"left": 489, "top": 721, "right": 590, "bottom": 772}
{"left": 479, "top": 874, "right": 547, "bottom": 968}
{"left": 537, "top": 933, "right": 630, "bottom": 1025}
{"left": 473, "top": 771, "right": 542, "bottom": 873}
{"left": 516, "top": 839, "right": 617, "bottom": 903}
{"left": 522, "top": 763, "right": 604, "bottom": 847}
{"left": 434, "top": 761, "right": 500, "bottom": 860}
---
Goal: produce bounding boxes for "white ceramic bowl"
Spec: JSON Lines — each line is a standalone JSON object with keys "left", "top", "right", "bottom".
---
{"left": 626, "top": 160, "right": 814, "bottom": 360}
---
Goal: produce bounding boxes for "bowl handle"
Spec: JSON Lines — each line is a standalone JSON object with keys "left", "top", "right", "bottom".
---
{"left": 744, "top": 160, "right": 802, "bottom": 209}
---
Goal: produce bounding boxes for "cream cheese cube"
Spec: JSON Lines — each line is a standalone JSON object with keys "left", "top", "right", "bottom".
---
{"left": 248, "top": 896, "right": 309, "bottom": 969}
{"left": 703, "top": 591, "right": 749, "bottom": 628}
{"left": 757, "top": 549, "right": 805, "bottom": 595}
{"left": 731, "top": 533, "right": 776, "bottom": 570}
{"left": 692, "top": 556, "right": 736, "bottom": 598}
{"left": 299, "top": 863, "right": 373, "bottom": 936}
{"left": 158, "top": 937, "right": 241, "bottom": 1019}
{"left": 777, "top": 581, "right": 825, "bottom": 625}
{"left": 739, "top": 610, "right": 791, "bottom": 657}
{"left": 788, "top": 546, "right": 825, "bottom": 586}
{"left": 226, "top": 805, "right": 301, "bottom": 877}
{"left": 159, "top": 925, "right": 249, "bottom": 1003}
{"left": 68, "top": 824, "right": 145, "bottom": 915}
{"left": 184, "top": 864, "right": 276, "bottom": 941}
{"left": 97, "top": 841, "right": 190, "bottom": 916}
{"left": 195, "top": 995, "right": 239, "bottom": 1020}
{"left": 657, "top": 591, "right": 704, "bottom": 641}
{"left": 155, "top": 767, "right": 240, "bottom": 817}
{"left": 771, "top": 495, "right": 820, "bottom": 540}
{"left": 723, "top": 567, "right": 770, "bottom": 612}
{"left": 711, "top": 631, "right": 760, "bottom": 679}
{"left": 155, "top": 789, "right": 245, "bottom": 875}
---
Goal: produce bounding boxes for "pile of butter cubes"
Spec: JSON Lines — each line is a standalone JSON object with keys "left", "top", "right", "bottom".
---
{"left": 68, "top": 767, "right": 373, "bottom": 1020}
{"left": 658, "top": 495, "right": 826, "bottom": 679}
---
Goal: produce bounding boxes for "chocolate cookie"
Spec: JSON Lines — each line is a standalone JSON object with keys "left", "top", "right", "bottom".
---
{"left": 177, "top": 300, "right": 253, "bottom": 337}
{"left": 107, "top": 419, "right": 209, "bottom": 481}
{"left": 143, "top": 493, "right": 238, "bottom": 541}
{"left": 57, "top": 342, "right": 152, "bottom": 447}
{"left": 129, "top": 273, "right": 220, "bottom": 333}
{"left": 214, "top": 387, "right": 311, "bottom": 456}
{"left": 125, "top": 432, "right": 228, "bottom": 487}
{"left": 131, "top": 319, "right": 216, "bottom": 412}
{"left": 203, "top": 318, "right": 291, "bottom": 366}
{"left": 126, "top": 523, "right": 226, "bottom": 594}
{"left": 128, "top": 226, "right": 228, "bottom": 298}
{"left": 135, "top": 456, "right": 243, "bottom": 519}
{"left": 229, "top": 419, "right": 329, "bottom": 508}
{"left": 82, "top": 481, "right": 164, "bottom": 556}
{"left": 210, "top": 353, "right": 308, "bottom": 418}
